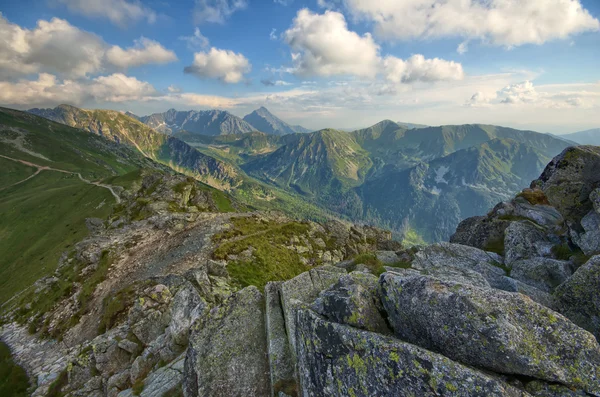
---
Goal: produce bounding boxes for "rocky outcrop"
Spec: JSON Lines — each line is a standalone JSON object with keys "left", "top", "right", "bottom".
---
{"left": 555, "top": 256, "right": 600, "bottom": 340}
{"left": 295, "top": 309, "right": 528, "bottom": 397}
{"left": 511, "top": 258, "right": 573, "bottom": 293}
{"left": 311, "top": 272, "right": 390, "bottom": 334}
{"left": 380, "top": 272, "right": 600, "bottom": 395}
{"left": 535, "top": 146, "right": 600, "bottom": 222}
{"left": 184, "top": 286, "right": 270, "bottom": 397}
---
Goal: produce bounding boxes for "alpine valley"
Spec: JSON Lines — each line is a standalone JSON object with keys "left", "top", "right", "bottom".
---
{"left": 30, "top": 104, "right": 579, "bottom": 243}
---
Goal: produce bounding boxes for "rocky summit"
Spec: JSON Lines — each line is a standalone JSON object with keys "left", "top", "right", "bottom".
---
{"left": 0, "top": 135, "right": 599, "bottom": 397}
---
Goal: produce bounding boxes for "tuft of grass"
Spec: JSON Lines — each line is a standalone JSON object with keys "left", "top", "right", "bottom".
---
{"left": 213, "top": 218, "right": 311, "bottom": 289}
{"left": 517, "top": 189, "right": 550, "bottom": 206}
{"left": 212, "top": 190, "right": 235, "bottom": 212}
{"left": 0, "top": 342, "right": 29, "bottom": 397}
{"left": 97, "top": 283, "right": 140, "bottom": 334}
{"left": 132, "top": 377, "right": 145, "bottom": 396}
{"left": 552, "top": 243, "right": 573, "bottom": 261}
{"left": 484, "top": 238, "right": 505, "bottom": 256}
{"left": 348, "top": 253, "right": 386, "bottom": 276}
{"left": 45, "top": 368, "right": 68, "bottom": 397}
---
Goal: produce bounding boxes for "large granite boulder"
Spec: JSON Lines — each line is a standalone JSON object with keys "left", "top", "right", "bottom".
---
{"left": 572, "top": 210, "right": 600, "bottom": 256}
{"left": 511, "top": 258, "right": 574, "bottom": 293}
{"left": 554, "top": 255, "right": 600, "bottom": 341}
{"left": 380, "top": 272, "right": 600, "bottom": 395}
{"left": 535, "top": 146, "right": 600, "bottom": 222}
{"left": 504, "top": 222, "right": 553, "bottom": 265}
{"left": 295, "top": 309, "right": 528, "bottom": 397}
{"left": 183, "top": 286, "right": 270, "bottom": 397}
{"left": 411, "top": 242, "right": 507, "bottom": 289}
{"left": 280, "top": 266, "right": 346, "bottom": 359}
{"left": 311, "top": 272, "right": 390, "bottom": 334}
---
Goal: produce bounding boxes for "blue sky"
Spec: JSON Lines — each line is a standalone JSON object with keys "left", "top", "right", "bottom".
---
{"left": 0, "top": 0, "right": 599, "bottom": 133}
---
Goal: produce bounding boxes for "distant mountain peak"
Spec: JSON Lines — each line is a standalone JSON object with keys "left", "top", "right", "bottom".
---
{"left": 243, "top": 107, "right": 311, "bottom": 136}
{"left": 137, "top": 109, "right": 254, "bottom": 136}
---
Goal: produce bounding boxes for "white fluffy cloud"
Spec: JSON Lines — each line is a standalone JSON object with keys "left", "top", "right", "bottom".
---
{"left": 0, "top": 73, "right": 159, "bottom": 108}
{"left": 283, "top": 9, "right": 380, "bottom": 78}
{"left": 184, "top": 48, "right": 251, "bottom": 83}
{"left": 343, "top": 0, "right": 600, "bottom": 49}
{"left": 466, "top": 80, "right": 599, "bottom": 109}
{"left": 0, "top": 14, "right": 176, "bottom": 79}
{"left": 106, "top": 38, "right": 177, "bottom": 69}
{"left": 383, "top": 55, "right": 464, "bottom": 84}
{"left": 194, "top": 0, "right": 247, "bottom": 24}
{"left": 57, "top": 0, "right": 156, "bottom": 27}
{"left": 281, "top": 9, "right": 464, "bottom": 84}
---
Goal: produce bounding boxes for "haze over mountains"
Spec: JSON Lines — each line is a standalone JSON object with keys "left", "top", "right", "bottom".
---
{"left": 26, "top": 104, "right": 577, "bottom": 242}
{"left": 559, "top": 128, "right": 600, "bottom": 146}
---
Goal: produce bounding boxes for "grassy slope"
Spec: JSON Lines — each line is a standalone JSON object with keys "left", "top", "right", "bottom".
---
{"left": 0, "top": 171, "right": 114, "bottom": 303}
{"left": 0, "top": 158, "right": 36, "bottom": 188}
{"left": 0, "top": 109, "right": 149, "bottom": 305}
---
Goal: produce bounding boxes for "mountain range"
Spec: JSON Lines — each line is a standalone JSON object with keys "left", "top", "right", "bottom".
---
{"left": 27, "top": 105, "right": 575, "bottom": 243}
{"left": 559, "top": 128, "right": 600, "bottom": 146}
{"left": 124, "top": 106, "right": 312, "bottom": 136}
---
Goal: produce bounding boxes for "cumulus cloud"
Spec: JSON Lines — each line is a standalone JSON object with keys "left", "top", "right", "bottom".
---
{"left": 57, "top": 0, "right": 156, "bottom": 27}
{"left": 261, "top": 79, "right": 293, "bottom": 86}
{"left": 283, "top": 9, "right": 380, "bottom": 78}
{"left": 106, "top": 38, "right": 177, "bottom": 69}
{"left": 194, "top": 0, "right": 247, "bottom": 24}
{"left": 280, "top": 9, "right": 464, "bottom": 84}
{"left": 383, "top": 55, "right": 464, "bottom": 84}
{"left": 167, "top": 85, "right": 182, "bottom": 93}
{"left": 466, "top": 80, "right": 599, "bottom": 109}
{"left": 0, "top": 73, "right": 159, "bottom": 108}
{"left": 342, "top": 0, "right": 600, "bottom": 48}
{"left": 184, "top": 47, "right": 251, "bottom": 83}
{"left": 0, "top": 15, "right": 176, "bottom": 79}
{"left": 269, "top": 28, "right": 278, "bottom": 41}
{"left": 180, "top": 28, "right": 210, "bottom": 50}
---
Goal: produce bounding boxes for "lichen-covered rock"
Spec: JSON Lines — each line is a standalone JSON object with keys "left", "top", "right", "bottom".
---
{"left": 265, "top": 282, "right": 296, "bottom": 397}
{"left": 411, "top": 242, "right": 507, "bottom": 289}
{"left": 535, "top": 146, "right": 600, "bottom": 222}
{"left": 504, "top": 221, "right": 553, "bottom": 265}
{"left": 592, "top": 189, "right": 600, "bottom": 214}
{"left": 183, "top": 286, "right": 270, "bottom": 397}
{"left": 554, "top": 255, "right": 600, "bottom": 340}
{"left": 380, "top": 272, "right": 600, "bottom": 394}
{"left": 511, "top": 258, "right": 574, "bottom": 293}
{"left": 525, "top": 380, "right": 588, "bottom": 397}
{"left": 572, "top": 210, "right": 600, "bottom": 256}
{"left": 137, "top": 355, "right": 184, "bottom": 397}
{"left": 311, "top": 272, "right": 390, "bottom": 334}
{"left": 167, "top": 282, "right": 207, "bottom": 347}
{"left": 94, "top": 337, "right": 131, "bottom": 377}
{"left": 375, "top": 251, "right": 400, "bottom": 265}
{"left": 494, "top": 276, "right": 557, "bottom": 309}
{"left": 280, "top": 266, "right": 345, "bottom": 359}
{"left": 295, "top": 309, "right": 529, "bottom": 397}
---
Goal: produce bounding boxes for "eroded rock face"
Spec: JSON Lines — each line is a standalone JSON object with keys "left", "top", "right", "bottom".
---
{"left": 380, "top": 272, "right": 600, "bottom": 394}
{"left": 554, "top": 256, "right": 600, "bottom": 341}
{"left": 411, "top": 242, "right": 507, "bottom": 289}
{"left": 535, "top": 146, "right": 600, "bottom": 222}
{"left": 511, "top": 258, "right": 574, "bottom": 293}
{"left": 504, "top": 222, "right": 553, "bottom": 265}
{"left": 280, "top": 266, "right": 346, "bottom": 359}
{"left": 572, "top": 210, "right": 600, "bottom": 256}
{"left": 265, "top": 282, "right": 296, "bottom": 397}
{"left": 184, "top": 286, "right": 270, "bottom": 397}
{"left": 295, "top": 309, "right": 528, "bottom": 397}
{"left": 311, "top": 272, "right": 390, "bottom": 334}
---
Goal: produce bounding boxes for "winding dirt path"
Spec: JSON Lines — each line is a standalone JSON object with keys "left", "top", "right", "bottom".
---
{"left": 0, "top": 154, "right": 121, "bottom": 203}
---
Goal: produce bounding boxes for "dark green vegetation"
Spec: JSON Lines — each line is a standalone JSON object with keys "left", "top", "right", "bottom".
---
{"left": 0, "top": 108, "right": 237, "bottom": 307}
{"left": 349, "top": 253, "right": 412, "bottom": 276}
{"left": 213, "top": 216, "right": 314, "bottom": 289}
{"left": 0, "top": 108, "right": 154, "bottom": 304}
{"left": 0, "top": 342, "right": 29, "bottom": 397}
{"left": 0, "top": 172, "right": 113, "bottom": 304}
